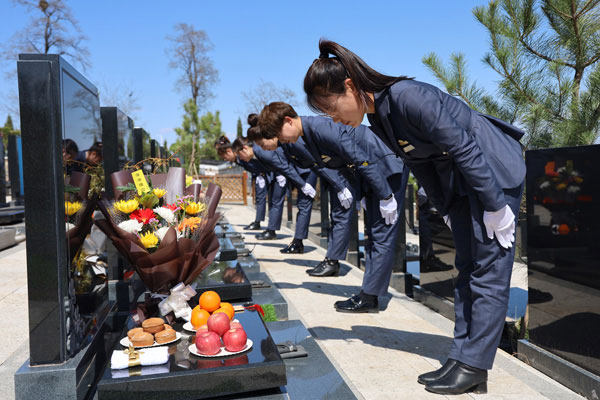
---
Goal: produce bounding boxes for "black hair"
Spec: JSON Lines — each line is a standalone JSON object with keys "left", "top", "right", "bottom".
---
{"left": 231, "top": 136, "right": 252, "bottom": 153}
{"left": 63, "top": 138, "right": 79, "bottom": 157}
{"left": 214, "top": 135, "right": 232, "bottom": 155}
{"left": 304, "top": 39, "right": 412, "bottom": 113}
{"left": 247, "top": 113, "right": 259, "bottom": 127}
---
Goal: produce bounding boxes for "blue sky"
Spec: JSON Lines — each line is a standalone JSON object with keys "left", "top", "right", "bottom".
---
{"left": 0, "top": 1, "right": 498, "bottom": 146}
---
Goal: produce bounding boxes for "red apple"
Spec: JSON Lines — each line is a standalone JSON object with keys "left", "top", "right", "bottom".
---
{"left": 196, "top": 324, "right": 208, "bottom": 333}
{"left": 230, "top": 321, "right": 243, "bottom": 330}
{"left": 195, "top": 331, "right": 221, "bottom": 355}
{"left": 207, "top": 312, "right": 230, "bottom": 337}
{"left": 222, "top": 328, "right": 248, "bottom": 352}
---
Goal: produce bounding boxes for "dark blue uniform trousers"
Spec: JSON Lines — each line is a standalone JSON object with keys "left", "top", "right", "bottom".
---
{"left": 325, "top": 182, "right": 356, "bottom": 261}
{"left": 267, "top": 176, "right": 287, "bottom": 231}
{"left": 254, "top": 178, "right": 267, "bottom": 222}
{"left": 362, "top": 171, "right": 409, "bottom": 297}
{"left": 447, "top": 184, "right": 523, "bottom": 370}
{"left": 293, "top": 172, "right": 317, "bottom": 240}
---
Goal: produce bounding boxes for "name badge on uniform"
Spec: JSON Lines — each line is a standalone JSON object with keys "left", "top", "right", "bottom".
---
{"left": 321, "top": 155, "right": 331, "bottom": 163}
{"left": 397, "top": 139, "right": 409, "bottom": 146}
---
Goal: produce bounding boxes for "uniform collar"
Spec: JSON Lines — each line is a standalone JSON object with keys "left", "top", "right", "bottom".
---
{"left": 371, "top": 88, "right": 403, "bottom": 154}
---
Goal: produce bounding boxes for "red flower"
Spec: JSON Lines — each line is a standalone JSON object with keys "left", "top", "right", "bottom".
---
{"left": 130, "top": 208, "right": 156, "bottom": 224}
{"left": 165, "top": 203, "right": 179, "bottom": 211}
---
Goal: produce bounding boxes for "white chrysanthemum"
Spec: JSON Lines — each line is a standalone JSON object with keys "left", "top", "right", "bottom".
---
{"left": 153, "top": 207, "right": 175, "bottom": 224}
{"left": 155, "top": 226, "right": 170, "bottom": 241}
{"left": 65, "top": 222, "right": 75, "bottom": 232}
{"left": 118, "top": 219, "right": 143, "bottom": 234}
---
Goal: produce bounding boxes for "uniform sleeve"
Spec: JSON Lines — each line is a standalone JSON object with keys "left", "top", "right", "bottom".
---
{"left": 312, "top": 119, "right": 394, "bottom": 200}
{"left": 270, "top": 148, "right": 307, "bottom": 188}
{"left": 395, "top": 85, "right": 506, "bottom": 211}
{"left": 313, "top": 167, "right": 345, "bottom": 193}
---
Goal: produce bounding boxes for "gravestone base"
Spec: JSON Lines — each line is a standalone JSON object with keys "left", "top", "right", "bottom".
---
{"left": 412, "top": 285, "right": 455, "bottom": 321}
{"left": 517, "top": 339, "right": 600, "bottom": 400}
{"left": 389, "top": 272, "right": 414, "bottom": 297}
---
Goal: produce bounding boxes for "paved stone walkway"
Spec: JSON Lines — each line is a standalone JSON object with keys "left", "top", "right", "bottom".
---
{"left": 222, "top": 203, "right": 583, "bottom": 400}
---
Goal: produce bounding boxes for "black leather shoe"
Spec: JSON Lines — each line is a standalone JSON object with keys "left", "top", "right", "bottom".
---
{"left": 425, "top": 361, "right": 487, "bottom": 395}
{"left": 244, "top": 221, "right": 262, "bottom": 230}
{"left": 334, "top": 294, "right": 378, "bottom": 313}
{"left": 308, "top": 259, "right": 339, "bottom": 277}
{"left": 306, "top": 259, "right": 327, "bottom": 274}
{"left": 256, "top": 230, "right": 276, "bottom": 240}
{"left": 417, "top": 359, "right": 458, "bottom": 384}
{"left": 280, "top": 240, "right": 304, "bottom": 254}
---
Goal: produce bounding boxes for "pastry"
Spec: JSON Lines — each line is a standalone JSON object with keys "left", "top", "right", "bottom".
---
{"left": 130, "top": 332, "right": 154, "bottom": 347}
{"left": 164, "top": 324, "right": 173, "bottom": 331}
{"left": 142, "top": 317, "right": 166, "bottom": 334}
{"left": 155, "top": 329, "right": 176, "bottom": 344}
{"left": 127, "top": 327, "right": 144, "bottom": 340}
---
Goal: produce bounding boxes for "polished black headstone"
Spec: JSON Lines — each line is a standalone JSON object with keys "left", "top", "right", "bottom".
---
{"left": 190, "top": 260, "right": 252, "bottom": 301}
{"left": 97, "top": 309, "right": 286, "bottom": 400}
{"left": 7, "top": 134, "right": 23, "bottom": 204}
{"left": 132, "top": 127, "right": 144, "bottom": 165}
{"left": 526, "top": 145, "right": 600, "bottom": 376}
{"left": 101, "top": 107, "right": 133, "bottom": 198}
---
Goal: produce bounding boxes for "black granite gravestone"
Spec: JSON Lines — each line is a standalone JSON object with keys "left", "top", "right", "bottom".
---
{"left": 7, "top": 134, "right": 23, "bottom": 204}
{"left": 14, "top": 54, "right": 121, "bottom": 400}
{"left": 0, "top": 140, "right": 7, "bottom": 206}
{"left": 101, "top": 107, "right": 133, "bottom": 199}
{"left": 97, "top": 309, "right": 286, "bottom": 400}
{"left": 522, "top": 145, "right": 600, "bottom": 396}
{"left": 132, "top": 127, "right": 144, "bottom": 165}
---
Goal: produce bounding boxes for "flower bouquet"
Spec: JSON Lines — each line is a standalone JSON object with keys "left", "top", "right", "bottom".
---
{"left": 94, "top": 167, "right": 221, "bottom": 294}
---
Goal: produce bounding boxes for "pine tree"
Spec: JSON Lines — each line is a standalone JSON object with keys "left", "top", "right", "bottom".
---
{"left": 197, "top": 111, "right": 223, "bottom": 161}
{"left": 1, "top": 115, "right": 20, "bottom": 149}
{"left": 423, "top": 0, "right": 600, "bottom": 149}
{"left": 172, "top": 99, "right": 201, "bottom": 175}
{"left": 236, "top": 117, "right": 243, "bottom": 137}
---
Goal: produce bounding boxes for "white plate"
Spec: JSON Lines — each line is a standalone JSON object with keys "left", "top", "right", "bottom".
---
{"left": 183, "top": 319, "right": 240, "bottom": 333}
{"left": 188, "top": 339, "right": 253, "bottom": 358}
{"left": 120, "top": 331, "right": 182, "bottom": 348}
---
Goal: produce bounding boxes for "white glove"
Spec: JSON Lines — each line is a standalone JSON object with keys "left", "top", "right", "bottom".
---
{"left": 483, "top": 204, "right": 516, "bottom": 249}
{"left": 379, "top": 195, "right": 398, "bottom": 225}
{"left": 337, "top": 188, "right": 353, "bottom": 209}
{"left": 276, "top": 175, "right": 287, "bottom": 188}
{"left": 360, "top": 197, "right": 366, "bottom": 210}
{"left": 443, "top": 215, "right": 451, "bottom": 231}
{"left": 301, "top": 182, "right": 316, "bottom": 198}
{"left": 256, "top": 176, "right": 265, "bottom": 189}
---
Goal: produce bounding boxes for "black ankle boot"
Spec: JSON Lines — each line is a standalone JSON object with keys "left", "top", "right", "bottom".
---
{"left": 280, "top": 239, "right": 304, "bottom": 254}
{"left": 244, "top": 221, "right": 262, "bottom": 230}
{"left": 256, "top": 230, "right": 276, "bottom": 240}
{"left": 417, "top": 359, "right": 458, "bottom": 384}
{"left": 425, "top": 361, "right": 487, "bottom": 395}
{"left": 308, "top": 258, "right": 339, "bottom": 277}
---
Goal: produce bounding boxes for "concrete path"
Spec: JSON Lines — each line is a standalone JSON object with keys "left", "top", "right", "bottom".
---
{"left": 222, "top": 203, "right": 582, "bottom": 400}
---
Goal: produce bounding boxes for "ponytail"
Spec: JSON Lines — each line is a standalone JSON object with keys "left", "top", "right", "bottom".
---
{"left": 304, "top": 39, "right": 412, "bottom": 113}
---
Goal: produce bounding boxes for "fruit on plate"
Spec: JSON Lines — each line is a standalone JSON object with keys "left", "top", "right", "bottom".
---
{"left": 197, "top": 324, "right": 209, "bottom": 333}
{"left": 223, "top": 328, "right": 248, "bottom": 352}
{"left": 230, "top": 321, "right": 243, "bottom": 330}
{"left": 207, "top": 312, "right": 230, "bottom": 337}
{"left": 191, "top": 306, "right": 210, "bottom": 329}
{"left": 199, "top": 290, "right": 221, "bottom": 313}
{"left": 195, "top": 331, "right": 221, "bottom": 355}
{"left": 218, "top": 302, "right": 235, "bottom": 320}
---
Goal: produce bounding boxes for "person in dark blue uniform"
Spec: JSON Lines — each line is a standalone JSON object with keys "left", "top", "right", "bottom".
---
{"left": 250, "top": 130, "right": 357, "bottom": 277}
{"left": 301, "top": 39, "right": 526, "bottom": 395}
{"left": 258, "top": 102, "right": 408, "bottom": 312}
{"left": 215, "top": 135, "right": 268, "bottom": 230}
{"left": 231, "top": 136, "right": 288, "bottom": 240}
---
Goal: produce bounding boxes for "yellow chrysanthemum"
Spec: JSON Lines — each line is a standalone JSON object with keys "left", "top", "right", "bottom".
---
{"left": 139, "top": 231, "right": 159, "bottom": 249}
{"left": 152, "top": 188, "right": 166, "bottom": 198}
{"left": 65, "top": 201, "right": 82, "bottom": 216}
{"left": 114, "top": 199, "right": 139, "bottom": 214}
{"left": 186, "top": 175, "right": 193, "bottom": 187}
{"left": 185, "top": 202, "right": 205, "bottom": 215}
{"left": 178, "top": 217, "right": 202, "bottom": 232}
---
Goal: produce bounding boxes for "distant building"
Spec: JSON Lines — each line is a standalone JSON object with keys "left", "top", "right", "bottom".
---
{"left": 197, "top": 159, "right": 243, "bottom": 175}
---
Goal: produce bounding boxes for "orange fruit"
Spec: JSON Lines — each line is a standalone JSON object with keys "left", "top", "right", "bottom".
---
{"left": 213, "top": 306, "right": 234, "bottom": 321}
{"left": 219, "top": 302, "right": 235, "bottom": 320}
{"left": 191, "top": 306, "right": 210, "bottom": 329}
{"left": 199, "top": 290, "right": 221, "bottom": 313}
